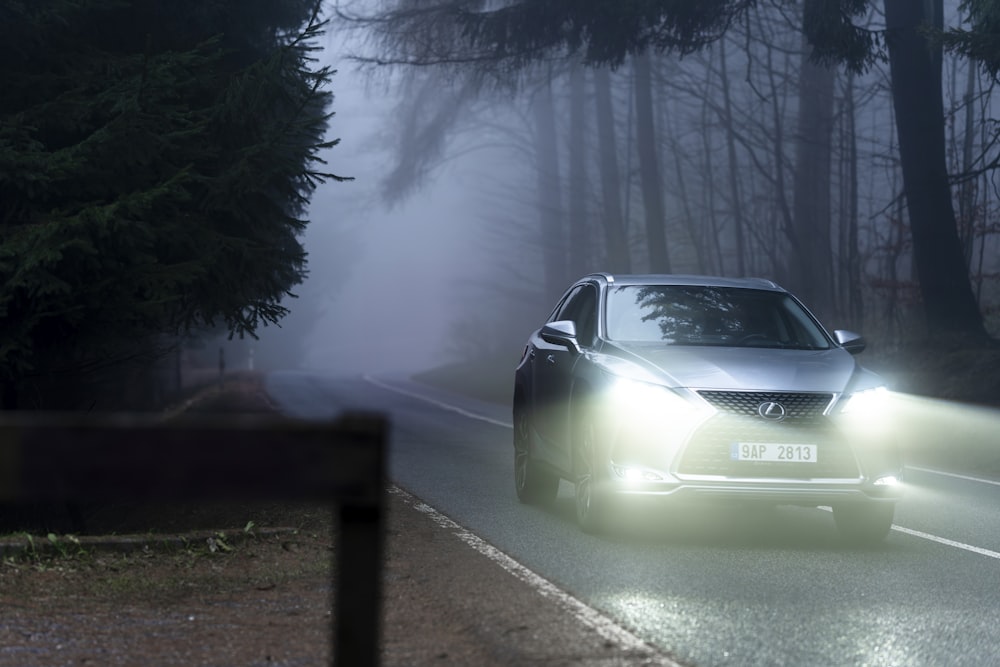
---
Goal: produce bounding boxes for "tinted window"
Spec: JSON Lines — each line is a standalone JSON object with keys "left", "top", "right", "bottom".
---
{"left": 551, "top": 286, "right": 582, "bottom": 323}
{"left": 552, "top": 284, "right": 598, "bottom": 348}
{"left": 605, "top": 285, "right": 830, "bottom": 349}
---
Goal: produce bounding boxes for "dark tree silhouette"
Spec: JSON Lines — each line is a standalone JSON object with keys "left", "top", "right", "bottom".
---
{"left": 0, "top": 0, "right": 350, "bottom": 407}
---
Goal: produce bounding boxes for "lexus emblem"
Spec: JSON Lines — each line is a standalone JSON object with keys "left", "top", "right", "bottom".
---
{"left": 757, "top": 401, "right": 786, "bottom": 421}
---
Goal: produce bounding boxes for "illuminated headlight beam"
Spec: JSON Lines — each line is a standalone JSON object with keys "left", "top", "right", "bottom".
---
{"left": 839, "top": 385, "right": 890, "bottom": 415}
{"left": 605, "top": 377, "right": 713, "bottom": 424}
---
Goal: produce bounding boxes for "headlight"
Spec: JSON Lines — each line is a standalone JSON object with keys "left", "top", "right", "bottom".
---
{"left": 839, "top": 385, "right": 889, "bottom": 415}
{"left": 606, "top": 377, "right": 709, "bottom": 422}
{"left": 603, "top": 377, "right": 713, "bottom": 479}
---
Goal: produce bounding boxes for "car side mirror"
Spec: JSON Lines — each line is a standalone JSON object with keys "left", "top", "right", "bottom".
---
{"left": 833, "top": 329, "right": 866, "bottom": 355}
{"left": 540, "top": 320, "right": 581, "bottom": 354}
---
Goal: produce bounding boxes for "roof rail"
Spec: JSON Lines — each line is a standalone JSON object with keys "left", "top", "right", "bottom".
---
{"left": 583, "top": 272, "right": 615, "bottom": 284}
{"left": 745, "top": 276, "right": 781, "bottom": 289}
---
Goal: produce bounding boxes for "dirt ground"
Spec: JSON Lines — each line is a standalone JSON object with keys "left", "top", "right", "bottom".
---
{"left": 0, "top": 375, "right": 666, "bottom": 667}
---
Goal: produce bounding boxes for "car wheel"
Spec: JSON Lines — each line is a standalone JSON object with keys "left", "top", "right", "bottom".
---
{"left": 833, "top": 502, "right": 894, "bottom": 544}
{"left": 574, "top": 414, "right": 609, "bottom": 534}
{"left": 513, "top": 407, "right": 558, "bottom": 505}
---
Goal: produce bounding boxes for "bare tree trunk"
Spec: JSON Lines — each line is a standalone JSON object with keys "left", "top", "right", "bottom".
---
{"left": 717, "top": 41, "right": 746, "bottom": 276}
{"left": 756, "top": 18, "right": 795, "bottom": 283}
{"left": 701, "top": 45, "right": 725, "bottom": 275}
{"left": 594, "top": 67, "right": 631, "bottom": 273}
{"left": 667, "top": 121, "right": 708, "bottom": 273}
{"left": 567, "top": 63, "right": 589, "bottom": 279}
{"left": 633, "top": 53, "right": 671, "bottom": 272}
{"left": 839, "top": 70, "right": 864, "bottom": 328}
{"left": 883, "top": 0, "right": 987, "bottom": 340}
{"left": 532, "top": 76, "right": 567, "bottom": 302}
{"left": 654, "top": 60, "right": 707, "bottom": 273}
{"left": 959, "top": 60, "right": 978, "bottom": 265}
{"left": 791, "top": 21, "right": 836, "bottom": 321}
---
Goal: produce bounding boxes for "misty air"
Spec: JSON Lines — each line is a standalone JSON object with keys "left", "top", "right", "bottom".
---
{"left": 3, "top": 1, "right": 1000, "bottom": 666}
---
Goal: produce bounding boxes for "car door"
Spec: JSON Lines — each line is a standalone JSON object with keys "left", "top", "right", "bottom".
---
{"left": 532, "top": 284, "right": 598, "bottom": 472}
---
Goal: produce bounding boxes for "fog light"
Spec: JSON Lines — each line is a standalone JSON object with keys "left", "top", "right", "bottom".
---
{"left": 613, "top": 465, "right": 664, "bottom": 483}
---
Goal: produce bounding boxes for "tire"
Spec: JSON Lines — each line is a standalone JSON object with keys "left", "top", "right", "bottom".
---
{"left": 833, "top": 502, "right": 895, "bottom": 544}
{"left": 513, "top": 407, "right": 559, "bottom": 505}
{"left": 574, "top": 413, "right": 609, "bottom": 534}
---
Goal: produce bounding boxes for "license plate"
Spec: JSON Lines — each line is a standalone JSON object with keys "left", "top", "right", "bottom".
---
{"left": 731, "top": 442, "right": 817, "bottom": 463}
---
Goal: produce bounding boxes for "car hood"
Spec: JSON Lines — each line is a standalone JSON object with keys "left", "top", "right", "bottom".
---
{"left": 610, "top": 343, "right": 859, "bottom": 393}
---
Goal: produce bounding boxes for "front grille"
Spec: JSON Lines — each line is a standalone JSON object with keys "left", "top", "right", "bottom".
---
{"left": 676, "top": 413, "right": 859, "bottom": 479}
{"left": 697, "top": 390, "right": 835, "bottom": 420}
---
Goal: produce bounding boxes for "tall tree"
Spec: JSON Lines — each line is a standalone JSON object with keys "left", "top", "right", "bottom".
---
{"left": 717, "top": 40, "right": 748, "bottom": 276}
{"left": 790, "top": 11, "right": 837, "bottom": 319}
{"left": 593, "top": 67, "right": 632, "bottom": 273}
{"left": 567, "top": 63, "right": 591, "bottom": 278}
{"left": 633, "top": 53, "right": 672, "bottom": 272}
{"left": 532, "top": 76, "right": 568, "bottom": 302}
{"left": 882, "top": 0, "right": 987, "bottom": 339}
{"left": 0, "top": 0, "right": 347, "bottom": 407}
{"left": 837, "top": 70, "right": 864, "bottom": 327}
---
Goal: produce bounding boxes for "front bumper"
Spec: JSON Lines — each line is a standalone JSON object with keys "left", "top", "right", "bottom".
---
{"left": 602, "top": 475, "right": 903, "bottom": 506}
{"left": 603, "top": 410, "right": 903, "bottom": 507}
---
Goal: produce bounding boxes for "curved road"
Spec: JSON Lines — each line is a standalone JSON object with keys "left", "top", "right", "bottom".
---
{"left": 266, "top": 370, "right": 1000, "bottom": 667}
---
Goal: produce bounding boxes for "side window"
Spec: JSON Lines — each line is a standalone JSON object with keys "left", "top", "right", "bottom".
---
{"left": 551, "top": 286, "right": 582, "bottom": 323}
{"left": 553, "top": 284, "right": 598, "bottom": 348}
{"left": 574, "top": 286, "right": 598, "bottom": 348}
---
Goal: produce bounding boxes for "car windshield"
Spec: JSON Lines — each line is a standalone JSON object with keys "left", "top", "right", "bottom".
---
{"left": 605, "top": 285, "right": 831, "bottom": 349}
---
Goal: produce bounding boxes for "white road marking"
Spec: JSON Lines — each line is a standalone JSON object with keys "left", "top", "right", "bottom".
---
{"left": 371, "top": 375, "right": 1000, "bottom": 563}
{"left": 890, "top": 525, "right": 1000, "bottom": 560}
{"left": 906, "top": 465, "right": 1000, "bottom": 488}
{"left": 364, "top": 374, "right": 513, "bottom": 428}
{"left": 388, "top": 485, "right": 679, "bottom": 665}
{"left": 814, "top": 508, "right": 1000, "bottom": 561}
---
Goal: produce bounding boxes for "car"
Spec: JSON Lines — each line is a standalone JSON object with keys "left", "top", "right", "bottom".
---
{"left": 512, "top": 273, "right": 903, "bottom": 542}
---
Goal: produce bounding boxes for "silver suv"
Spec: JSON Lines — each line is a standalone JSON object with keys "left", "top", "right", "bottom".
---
{"left": 512, "top": 273, "right": 903, "bottom": 542}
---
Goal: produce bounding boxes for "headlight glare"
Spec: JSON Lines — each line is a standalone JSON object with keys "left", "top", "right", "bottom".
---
{"left": 608, "top": 377, "right": 689, "bottom": 418}
{"left": 840, "top": 385, "right": 889, "bottom": 415}
{"left": 605, "top": 376, "right": 712, "bottom": 424}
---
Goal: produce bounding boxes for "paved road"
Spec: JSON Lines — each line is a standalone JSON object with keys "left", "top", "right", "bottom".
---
{"left": 266, "top": 370, "right": 1000, "bottom": 667}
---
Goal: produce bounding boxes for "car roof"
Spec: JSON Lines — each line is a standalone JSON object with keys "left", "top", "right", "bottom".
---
{"left": 581, "top": 273, "right": 785, "bottom": 292}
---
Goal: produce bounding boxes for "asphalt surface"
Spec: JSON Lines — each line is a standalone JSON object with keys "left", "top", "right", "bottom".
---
{"left": 266, "top": 370, "right": 1000, "bottom": 667}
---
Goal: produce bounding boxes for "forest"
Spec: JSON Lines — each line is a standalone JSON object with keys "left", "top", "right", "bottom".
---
{"left": 0, "top": 0, "right": 344, "bottom": 408}
{"left": 340, "top": 0, "right": 1000, "bottom": 364}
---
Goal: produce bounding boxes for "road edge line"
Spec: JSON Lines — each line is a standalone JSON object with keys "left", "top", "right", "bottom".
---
{"left": 364, "top": 375, "right": 512, "bottom": 428}
{"left": 388, "top": 485, "right": 681, "bottom": 666}
{"left": 905, "top": 465, "right": 1000, "bottom": 488}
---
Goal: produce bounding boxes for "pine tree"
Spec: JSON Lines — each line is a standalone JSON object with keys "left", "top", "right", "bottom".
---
{"left": 0, "top": 0, "right": 348, "bottom": 407}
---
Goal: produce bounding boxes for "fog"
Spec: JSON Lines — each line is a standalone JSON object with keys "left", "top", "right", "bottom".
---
{"left": 238, "top": 1, "right": 1000, "bottom": 378}
{"left": 300, "top": 146, "right": 491, "bottom": 375}
{"left": 251, "top": 51, "right": 519, "bottom": 376}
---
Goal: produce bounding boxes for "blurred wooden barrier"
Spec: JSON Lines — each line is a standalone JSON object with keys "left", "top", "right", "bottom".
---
{"left": 0, "top": 410, "right": 387, "bottom": 667}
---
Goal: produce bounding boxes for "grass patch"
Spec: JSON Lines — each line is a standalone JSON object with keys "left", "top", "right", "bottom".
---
{"left": 0, "top": 528, "right": 332, "bottom": 604}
